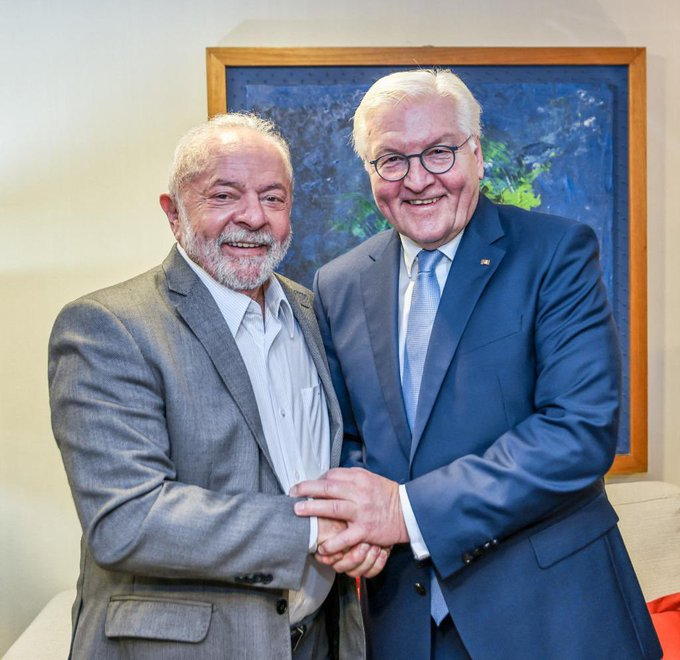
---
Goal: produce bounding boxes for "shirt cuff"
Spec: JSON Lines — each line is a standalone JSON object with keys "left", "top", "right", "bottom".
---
{"left": 309, "top": 516, "right": 318, "bottom": 553}
{"left": 398, "top": 484, "right": 431, "bottom": 560}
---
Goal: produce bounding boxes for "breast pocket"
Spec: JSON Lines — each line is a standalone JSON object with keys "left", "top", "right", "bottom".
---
{"left": 458, "top": 314, "right": 524, "bottom": 357}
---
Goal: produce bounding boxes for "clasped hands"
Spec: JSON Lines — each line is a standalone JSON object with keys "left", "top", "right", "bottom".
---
{"left": 290, "top": 467, "right": 409, "bottom": 578}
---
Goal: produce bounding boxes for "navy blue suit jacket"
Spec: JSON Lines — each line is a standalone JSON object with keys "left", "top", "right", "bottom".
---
{"left": 313, "top": 196, "right": 660, "bottom": 659}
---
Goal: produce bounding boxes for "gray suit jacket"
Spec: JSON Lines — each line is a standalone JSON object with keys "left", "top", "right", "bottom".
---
{"left": 48, "top": 247, "right": 364, "bottom": 660}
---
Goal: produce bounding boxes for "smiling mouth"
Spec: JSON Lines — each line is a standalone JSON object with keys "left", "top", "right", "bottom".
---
{"left": 406, "top": 197, "right": 441, "bottom": 206}
{"left": 225, "top": 241, "right": 267, "bottom": 249}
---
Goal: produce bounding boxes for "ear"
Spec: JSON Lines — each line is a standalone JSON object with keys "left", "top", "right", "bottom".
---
{"left": 159, "top": 193, "right": 182, "bottom": 241}
{"left": 472, "top": 138, "right": 485, "bottom": 180}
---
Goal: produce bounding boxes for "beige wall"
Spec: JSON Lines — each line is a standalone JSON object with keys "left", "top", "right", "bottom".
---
{"left": 1, "top": 0, "right": 678, "bottom": 652}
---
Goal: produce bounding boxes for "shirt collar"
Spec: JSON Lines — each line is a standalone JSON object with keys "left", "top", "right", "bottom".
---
{"left": 176, "top": 244, "right": 295, "bottom": 339}
{"left": 263, "top": 276, "right": 295, "bottom": 338}
{"left": 399, "top": 231, "right": 464, "bottom": 277}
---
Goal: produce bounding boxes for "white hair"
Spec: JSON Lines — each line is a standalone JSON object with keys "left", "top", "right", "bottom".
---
{"left": 352, "top": 68, "right": 482, "bottom": 162}
{"left": 167, "top": 112, "right": 293, "bottom": 199}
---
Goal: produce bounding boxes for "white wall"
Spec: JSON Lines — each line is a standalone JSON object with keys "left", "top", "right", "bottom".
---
{"left": 1, "top": 0, "right": 678, "bottom": 652}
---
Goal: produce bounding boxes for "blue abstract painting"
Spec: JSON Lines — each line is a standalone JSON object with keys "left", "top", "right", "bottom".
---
{"left": 227, "top": 64, "right": 630, "bottom": 452}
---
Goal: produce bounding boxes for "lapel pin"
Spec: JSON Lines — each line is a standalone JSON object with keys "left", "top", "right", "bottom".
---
{"left": 480, "top": 259, "right": 491, "bottom": 266}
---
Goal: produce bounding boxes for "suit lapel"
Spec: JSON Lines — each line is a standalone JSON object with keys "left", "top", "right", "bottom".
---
{"left": 161, "top": 248, "right": 275, "bottom": 472}
{"left": 278, "top": 276, "right": 344, "bottom": 469}
{"left": 410, "top": 197, "right": 507, "bottom": 460}
{"left": 361, "top": 231, "right": 412, "bottom": 461}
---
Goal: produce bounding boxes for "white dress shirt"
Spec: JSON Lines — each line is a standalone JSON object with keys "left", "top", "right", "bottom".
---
{"left": 177, "top": 245, "right": 334, "bottom": 624}
{"left": 396, "top": 233, "right": 464, "bottom": 560}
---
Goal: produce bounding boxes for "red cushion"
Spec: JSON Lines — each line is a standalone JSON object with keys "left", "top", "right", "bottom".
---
{"left": 648, "top": 593, "right": 680, "bottom": 659}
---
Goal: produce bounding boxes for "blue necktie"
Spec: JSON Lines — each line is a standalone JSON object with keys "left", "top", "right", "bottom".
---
{"left": 402, "top": 249, "right": 449, "bottom": 625}
{"left": 403, "top": 249, "right": 444, "bottom": 431}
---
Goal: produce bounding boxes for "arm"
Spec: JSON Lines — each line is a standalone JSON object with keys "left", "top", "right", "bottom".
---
{"left": 298, "top": 223, "right": 620, "bottom": 574}
{"left": 408, "top": 222, "right": 620, "bottom": 577}
{"left": 49, "top": 296, "right": 310, "bottom": 589}
{"left": 313, "top": 271, "right": 364, "bottom": 469}
{"left": 311, "top": 271, "right": 391, "bottom": 576}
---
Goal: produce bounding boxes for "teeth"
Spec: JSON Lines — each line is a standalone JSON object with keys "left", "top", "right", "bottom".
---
{"left": 408, "top": 198, "right": 438, "bottom": 205}
{"left": 228, "top": 242, "right": 262, "bottom": 248}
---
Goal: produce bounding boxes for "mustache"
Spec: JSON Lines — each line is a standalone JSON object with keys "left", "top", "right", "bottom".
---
{"left": 217, "top": 228, "right": 277, "bottom": 248}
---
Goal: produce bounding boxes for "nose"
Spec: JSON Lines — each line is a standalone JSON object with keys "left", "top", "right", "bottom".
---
{"left": 235, "top": 194, "right": 267, "bottom": 229}
{"left": 403, "top": 157, "right": 435, "bottom": 191}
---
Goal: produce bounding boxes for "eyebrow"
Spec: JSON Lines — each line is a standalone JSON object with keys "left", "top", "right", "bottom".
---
{"left": 209, "top": 178, "right": 242, "bottom": 190}
{"left": 210, "top": 179, "right": 289, "bottom": 194}
{"left": 374, "top": 134, "right": 460, "bottom": 155}
{"left": 258, "top": 183, "right": 289, "bottom": 194}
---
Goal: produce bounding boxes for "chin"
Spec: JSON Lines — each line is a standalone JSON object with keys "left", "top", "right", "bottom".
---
{"left": 409, "top": 232, "right": 448, "bottom": 248}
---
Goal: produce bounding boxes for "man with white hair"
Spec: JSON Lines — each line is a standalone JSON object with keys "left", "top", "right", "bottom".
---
{"left": 292, "top": 70, "right": 661, "bottom": 659}
{"left": 48, "top": 113, "right": 368, "bottom": 659}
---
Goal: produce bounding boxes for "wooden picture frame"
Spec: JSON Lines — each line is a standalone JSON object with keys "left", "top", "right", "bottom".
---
{"left": 206, "top": 46, "right": 647, "bottom": 475}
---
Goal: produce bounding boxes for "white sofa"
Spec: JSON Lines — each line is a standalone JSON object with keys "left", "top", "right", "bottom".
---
{"left": 4, "top": 480, "right": 680, "bottom": 659}
{"left": 3, "top": 588, "right": 75, "bottom": 659}
{"left": 605, "top": 480, "right": 680, "bottom": 602}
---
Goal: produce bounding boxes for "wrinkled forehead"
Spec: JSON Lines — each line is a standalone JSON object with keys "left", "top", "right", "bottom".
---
{"left": 208, "top": 129, "right": 286, "bottom": 164}
{"left": 195, "top": 128, "right": 293, "bottom": 184}
{"left": 365, "top": 96, "right": 464, "bottom": 153}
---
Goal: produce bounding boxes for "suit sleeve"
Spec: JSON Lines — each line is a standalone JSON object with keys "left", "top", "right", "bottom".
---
{"left": 48, "top": 297, "right": 310, "bottom": 589}
{"left": 405, "top": 222, "right": 621, "bottom": 578}
{"left": 313, "top": 271, "right": 365, "bottom": 468}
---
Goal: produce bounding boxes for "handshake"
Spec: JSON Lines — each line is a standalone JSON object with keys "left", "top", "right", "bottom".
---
{"left": 290, "top": 467, "right": 409, "bottom": 578}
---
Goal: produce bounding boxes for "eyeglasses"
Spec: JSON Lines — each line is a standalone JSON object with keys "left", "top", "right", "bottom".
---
{"left": 369, "top": 136, "right": 472, "bottom": 182}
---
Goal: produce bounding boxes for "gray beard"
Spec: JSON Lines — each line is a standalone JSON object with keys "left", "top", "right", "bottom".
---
{"left": 179, "top": 220, "right": 291, "bottom": 292}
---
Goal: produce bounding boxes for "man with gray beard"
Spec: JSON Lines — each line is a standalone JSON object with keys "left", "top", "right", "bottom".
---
{"left": 48, "top": 113, "right": 370, "bottom": 660}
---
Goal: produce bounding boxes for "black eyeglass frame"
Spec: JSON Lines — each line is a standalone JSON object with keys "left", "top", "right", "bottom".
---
{"left": 369, "top": 135, "right": 473, "bottom": 182}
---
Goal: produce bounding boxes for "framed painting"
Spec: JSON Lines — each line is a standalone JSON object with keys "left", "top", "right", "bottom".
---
{"left": 205, "top": 47, "right": 647, "bottom": 474}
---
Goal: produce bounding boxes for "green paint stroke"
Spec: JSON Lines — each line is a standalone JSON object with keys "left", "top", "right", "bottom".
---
{"left": 331, "top": 192, "right": 389, "bottom": 240}
{"left": 480, "top": 138, "right": 554, "bottom": 211}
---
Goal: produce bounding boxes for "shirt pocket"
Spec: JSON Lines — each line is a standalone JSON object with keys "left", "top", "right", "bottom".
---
{"left": 298, "top": 383, "right": 330, "bottom": 476}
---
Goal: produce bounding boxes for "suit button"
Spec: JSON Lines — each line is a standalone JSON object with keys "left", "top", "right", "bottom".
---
{"left": 414, "top": 582, "right": 427, "bottom": 596}
{"left": 276, "top": 598, "right": 288, "bottom": 615}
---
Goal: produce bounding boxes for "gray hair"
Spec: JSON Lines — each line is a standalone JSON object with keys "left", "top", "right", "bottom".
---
{"left": 167, "top": 112, "right": 293, "bottom": 199}
{"left": 352, "top": 68, "right": 482, "bottom": 163}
